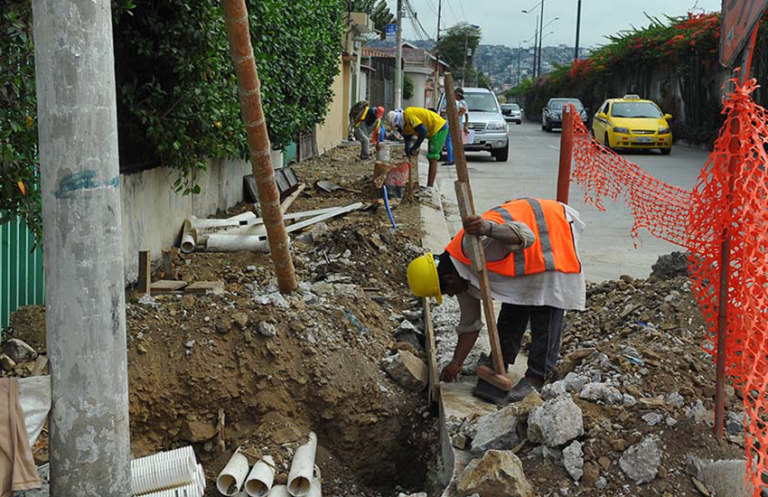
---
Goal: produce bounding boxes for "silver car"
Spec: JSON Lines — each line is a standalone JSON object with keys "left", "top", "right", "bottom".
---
{"left": 439, "top": 87, "right": 509, "bottom": 162}
{"left": 501, "top": 103, "right": 523, "bottom": 124}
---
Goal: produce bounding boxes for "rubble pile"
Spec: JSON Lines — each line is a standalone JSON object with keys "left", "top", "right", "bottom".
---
{"left": 1, "top": 146, "right": 440, "bottom": 497}
{"left": 442, "top": 268, "right": 745, "bottom": 496}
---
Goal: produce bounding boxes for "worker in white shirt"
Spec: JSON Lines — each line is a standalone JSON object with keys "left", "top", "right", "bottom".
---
{"left": 407, "top": 198, "right": 586, "bottom": 403}
{"left": 439, "top": 87, "right": 470, "bottom": 166}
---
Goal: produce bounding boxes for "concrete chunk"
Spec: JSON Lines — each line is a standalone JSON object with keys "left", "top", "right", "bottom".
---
{"left": 580, "top": 382, "right": 623, "bottom": 405}
{"left": 527, "top": 395, "right": 584, "bottom": 447}
{"left": 3, "top": 338, "right": 38, "bottom": 364}
{"left": 471, "top": 404, "right": 521, "bottom": 455}
{"left": 457, "top": 450, "right": 533, "bottom": 497}
{"left": 563, "top": 440, "right": 584, "bottom": 482}
{"left": 381, "top": 351, "right": 428, "bottom": 391}
{"left": 619, "top": 437, "right": 662, "bottom": 484}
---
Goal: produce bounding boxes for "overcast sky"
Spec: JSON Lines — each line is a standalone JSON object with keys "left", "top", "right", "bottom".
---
{"left": 390, "top": 0, "right": 721, "bottom": 49}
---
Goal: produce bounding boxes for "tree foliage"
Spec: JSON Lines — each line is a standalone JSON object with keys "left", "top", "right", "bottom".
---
{"left": 403, "top": 75, "right": 414, "bottom": 100}
{"left": 349, "top": 0, "right": 394, "bottom": 35}
{"left": 1, "top": 0, "right": 347, "bottom": 244}
{"left": 437, "top": 23, "right": 482, "bottom": 84}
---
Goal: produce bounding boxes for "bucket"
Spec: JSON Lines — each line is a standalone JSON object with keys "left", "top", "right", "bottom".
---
{"left": 376, "top": 142, "right": 391, "bottom": 162}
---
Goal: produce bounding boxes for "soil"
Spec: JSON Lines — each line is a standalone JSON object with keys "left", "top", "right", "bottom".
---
{"left": 3, "top": 145, "right": 440, "bottom": 497}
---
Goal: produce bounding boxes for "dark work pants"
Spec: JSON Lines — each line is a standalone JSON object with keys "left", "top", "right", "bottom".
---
{"left": 497, "top": 304, "right": 565, "bottom": 381}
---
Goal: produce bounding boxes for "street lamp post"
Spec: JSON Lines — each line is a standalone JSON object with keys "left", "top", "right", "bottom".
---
{"left": 537, "top": 0, "right": 544, "bottom": 78}
{"left": 574, "top": 0, "right": 582, "bottom": 60}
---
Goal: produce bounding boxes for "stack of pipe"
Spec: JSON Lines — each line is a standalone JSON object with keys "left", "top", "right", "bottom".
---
{"left": 131, "top": 446, "right": 206, "bottom": 496}
{"left": 216, "top": 433, "right": 321, "bottom": 497}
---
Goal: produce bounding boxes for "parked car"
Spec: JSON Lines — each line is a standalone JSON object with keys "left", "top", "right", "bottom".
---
{"left": 591, "top": 95, "right": 673, "bottom": 155}
{"left": 541, "top": 98, "right": 588, "bottom": 132}
{"left": 438, "top": 87, "right": 509, "bottom": 162}
{"left": 501, "top": 103, "right": 523, "bottom": 124}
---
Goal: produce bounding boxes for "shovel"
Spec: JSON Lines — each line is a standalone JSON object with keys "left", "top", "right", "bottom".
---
{"left": 314, "top": 180, "right": 360, "bottom": 194}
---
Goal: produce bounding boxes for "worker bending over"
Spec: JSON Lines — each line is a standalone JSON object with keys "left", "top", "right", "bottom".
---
{"left": 349, "top": 101, "right": 385, "bottom": 160}
{"left": 408, "top": 198, "right": 586, "bottom": 403}
{"left": 384, "top": 107, "right": 448, "bottom": 188}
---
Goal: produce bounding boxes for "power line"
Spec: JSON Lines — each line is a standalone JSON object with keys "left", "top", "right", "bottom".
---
{"left": 444, "top": 0, "right": 460, "bottom": 25}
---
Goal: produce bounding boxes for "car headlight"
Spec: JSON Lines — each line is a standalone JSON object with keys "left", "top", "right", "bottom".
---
{"left": 658, "top": 127, "right": 671, "bottom": 134}
{"left": 613, "top": 127, "right": 629, "bottom": 134}
{"left": 488, "top": 122, "right": 506, "bottom": 130}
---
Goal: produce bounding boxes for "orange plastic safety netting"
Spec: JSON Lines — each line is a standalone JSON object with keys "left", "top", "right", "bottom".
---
{"left": 569, "top": 81, "right": 768, "bottom": 494}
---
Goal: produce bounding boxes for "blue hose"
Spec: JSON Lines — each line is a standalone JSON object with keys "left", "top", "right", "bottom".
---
{"left": 382, "top": 186, "right": 397, "bottom": 230}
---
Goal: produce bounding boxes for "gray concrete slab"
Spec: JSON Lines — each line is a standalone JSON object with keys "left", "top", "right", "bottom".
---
{"left": 434, "top": 122, "right": 710, "bottom": 281}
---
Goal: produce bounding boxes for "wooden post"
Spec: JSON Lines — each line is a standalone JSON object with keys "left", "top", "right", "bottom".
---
{"left": 138, "top": 251, "right": 151, "bottom": 295}
{"left": 423, "top": 298, "right": 440, "bottom": 404}
{"left": 222, "top": 0, "right": 297, "bottom": 293}
{"left": 557, "top": 104, "right": 575, "bottom": 205}
{"left": 445, "top": 73, "right": 510, "bottom": 388}
{"left": 715, "top": 25, "right": 759, "bottom": 439}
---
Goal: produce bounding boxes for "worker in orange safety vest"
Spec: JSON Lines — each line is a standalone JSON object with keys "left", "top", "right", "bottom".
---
{"left": 407, "top": 198, "right": 586, "bottom": 404}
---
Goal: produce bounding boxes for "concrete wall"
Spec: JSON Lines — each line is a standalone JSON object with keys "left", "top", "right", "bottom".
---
{"left": 119, "top": 157, "right": 251, "bottom": 284}
{"left": 317, "top": 57, "right": 347, "bottom": 154}
{"left": 404, "top": 71, "right": 428, "bottom": 109}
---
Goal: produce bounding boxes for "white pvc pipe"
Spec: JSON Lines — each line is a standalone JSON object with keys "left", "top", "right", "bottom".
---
{"left": 287, "top": 432, "right": 318, "bottom": 497}
{"left": 180, "top": 220, "right": 197, "bottom": 254}
{"left": 307, "top": 466, "right": 322, "bottom": 497}
{"left": 245, "top": 455, "right": 276, "bottom": 497}
{"left": 216, "top": 450, "right": 250, "bottom": 496}
{"left": 267, "top": 485, "right": 291, "bottom": 497}
{"left": 205, "top": 235, "right": 271, "bottom": 253}
{"left": 189, "top": 211, "right": 257, "bottom": 230}
{"left": 137, "top": 482, "right": 202, "bottom": 497}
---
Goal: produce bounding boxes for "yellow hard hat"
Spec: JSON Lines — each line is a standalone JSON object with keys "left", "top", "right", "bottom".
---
{"left": 407, "top": 252, "right": 442, "bottom": 305}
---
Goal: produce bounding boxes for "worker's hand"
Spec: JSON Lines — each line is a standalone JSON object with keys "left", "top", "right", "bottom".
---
{"left": 440, "top": 361, "right": 462, "bottom": 382}
{"left": 408, "top": 149, "right": 420, "bottom": 162}
{"left": 463, "top": 123, "right": 470, "bottom": 132}
{"left": 463, "top": 215, "right": 490, "bottom": 236}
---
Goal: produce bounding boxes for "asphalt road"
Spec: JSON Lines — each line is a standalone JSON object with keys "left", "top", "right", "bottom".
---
{"left": 435, "top": 121, "right": 709, "bottom": 282}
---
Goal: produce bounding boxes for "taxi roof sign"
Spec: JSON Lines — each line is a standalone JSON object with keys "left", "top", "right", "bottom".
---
{"left": 720, "top": 0, "right": 768, "bottom": 67}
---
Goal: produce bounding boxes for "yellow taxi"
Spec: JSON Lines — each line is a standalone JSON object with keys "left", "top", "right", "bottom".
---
{"left": 591, "top": 95, "right": 673, "bottom": 155}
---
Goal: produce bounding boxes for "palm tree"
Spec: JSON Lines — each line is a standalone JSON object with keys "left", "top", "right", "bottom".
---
{"left": 349, "top": 0, "right": 395, "bottom": 36}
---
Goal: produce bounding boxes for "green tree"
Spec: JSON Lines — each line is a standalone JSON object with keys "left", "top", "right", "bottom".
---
{"left": 349, "top": 0, "right": 394, "bottom": 36}
{"left": 436, "top": 23, "right": 482, "bottom": 85}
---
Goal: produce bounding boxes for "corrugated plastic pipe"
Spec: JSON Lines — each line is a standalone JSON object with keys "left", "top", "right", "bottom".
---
{"left": 245, "top": 455, "right": 276, "bottom": 497}
{"left": 205, "top": 235, "right": 270, "bottom": 253}
{"left": 131, "top": 446, "right": 203, "bottom": 495}
{"left": 137, "top": 482, "right": 202, "bottom": 497}
{"left": 287, "top": 432, "right": 317, "bottom": 497}
{"left": 216, "top": 450, "right": 250, "bottom": 496}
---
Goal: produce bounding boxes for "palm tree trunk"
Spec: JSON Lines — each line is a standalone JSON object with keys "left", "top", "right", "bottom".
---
{"left": 222, "top": 0, "right": 298, "bottom": 293}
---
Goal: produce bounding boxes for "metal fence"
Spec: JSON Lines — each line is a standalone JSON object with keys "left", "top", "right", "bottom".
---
{"left": 0, "top": 217, "right": 45, "bottom": 335}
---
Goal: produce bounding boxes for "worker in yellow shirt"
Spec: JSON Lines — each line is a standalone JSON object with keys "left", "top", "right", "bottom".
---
{"left": 384, "top": 107, "right": 448, "bottom": 188}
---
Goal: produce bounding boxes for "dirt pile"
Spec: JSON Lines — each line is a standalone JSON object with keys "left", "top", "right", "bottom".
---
{"left": 2, "top": 146, "right": 439, "bottom": 497}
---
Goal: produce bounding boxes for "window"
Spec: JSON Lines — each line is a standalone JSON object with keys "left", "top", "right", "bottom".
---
{"left": 549, "top": 99, "right": 584, "bottom": 111}
{"left": 611, "top": 102, "right": 663, "bottom": 118}
{"left": 465, "top": 92, "right": 500, "bottom": 113}
{"left": 600, "top": 101, "right": 610, "bottom": 115}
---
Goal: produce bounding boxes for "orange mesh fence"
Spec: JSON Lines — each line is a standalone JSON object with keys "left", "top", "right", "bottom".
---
{"left": 569, "top": 82, "right": 768, "bottom": 493}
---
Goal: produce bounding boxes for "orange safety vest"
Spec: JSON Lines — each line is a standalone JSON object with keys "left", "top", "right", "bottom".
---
{"left": 446, "top": 198, "right": 581, "bottom": 277}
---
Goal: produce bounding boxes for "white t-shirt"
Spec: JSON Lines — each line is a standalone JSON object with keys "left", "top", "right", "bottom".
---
{"left": 452, "top": 204, "right": 587, "bottom": 334}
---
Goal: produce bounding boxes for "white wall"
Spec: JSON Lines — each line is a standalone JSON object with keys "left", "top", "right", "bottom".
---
{"left": 119, "top": 157, "right": 251, "bottom": 283}
{"left": 404, "top": 72, "right": 428, "bottom": 109}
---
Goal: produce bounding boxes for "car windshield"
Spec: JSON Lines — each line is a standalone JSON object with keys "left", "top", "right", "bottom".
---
{"left": 465, "top": 93, "right": 499, "bottom": 113}
{"left": 550, "top": 99, "right": 583, "bottom": 111}
{"left": 502, "top": 104, "right": 520, "bottom": 111}
{"left": 611, "top": 102, "right": 663, "bottom": 118}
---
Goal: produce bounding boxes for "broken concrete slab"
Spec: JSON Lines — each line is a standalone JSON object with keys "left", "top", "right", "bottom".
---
{"left": 527, "top": 394, "right": 584, "bottom": 447}
{"left": 381, "top": 351, "right": 428, "bottom": 392}
{"left": 470, "top": 404, "right": 521, "bottom": 455}
{"left": 619, "top": 437, "right": 662, "bottom": 484}
{"left": 562, "top": 440, "right": 584, "bottom": 482}
{"left": 456, "top": 450, "right": 533, "bottom": 497}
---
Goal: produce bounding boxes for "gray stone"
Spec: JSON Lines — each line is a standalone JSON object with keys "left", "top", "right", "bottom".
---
{"left": 457, "top": 450, "right": 533, "bottom": 497}
{"left": 623, "top": 394, "right": 637, "bottom": 407}
{"left": 726, "top": 411, "right": 744, "bottom": 436}
{"left": 0, "top": 354, "right": 17, "bottom": 371}
{"left": 651, "top": 252, "right": 689, "bottom": 279}
{"left": 295, "top": 222, "right": 328, "bottom": 245}
{"left": 397, "top": 319, "right": 419, "bottom": 333}
{"left": 528, "top": 395, "right": 584, "bottom": 447}
{"left": 686, "top": 400, "right": 709, "bottom": 424}
{"left": 619, "top": 437, "right": 662, "bottom": 484}
{"left": 381, "top": 351, "right": 428, "bottom": 392}
{"left": 580, "top": 382, "right": 623, "bottom": 405}
{"left": 541, "top": 380, "right": 567, "bottom": 400}
{"left": 258, "top": 322, "right": 277, "bottom": 338}
{"left": 666, "top": 392, "right": 685, "bottom": 408}
{"left": 595, "top": 476, "right": 607, "bottom": 491}
{"left": 562, "top": 441, "right": 584, "bottom": 482}
{"left": 232, "top": 312, "right": 249, "bottom": 329}
{"left": 395, "top": 330, "right": 424, "bottom": 352}
{"left": 471, "top": 404, "right": 521, "bottom": 454}
{"left": 642, "top": 412, "right": 662, "bottom": 427}
{"left": 401, "top": 309, "right": 422, "bottom": 321}
{"left": 666, "top": 416, "right": 678, "bottom": 428}
{"left": 2, "top": 338, "right": 38, "bottom": 363}
{"left": 563, "top": 373, "right": 589, "bottom": 393}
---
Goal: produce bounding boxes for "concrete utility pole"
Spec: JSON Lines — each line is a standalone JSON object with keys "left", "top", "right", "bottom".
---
{"left": 432, "top": 0, "right": 443, "bottom": 107}
{"left": 32, "top": 0, "right": 131, "bottom": 495}
{"left": 536, "top": 0, "right": 545, "bottom": 78}
{"left": 395, "top": 0, "right": 404, "bottom": 108}
{"left": 574, "top": 0, "right": 582, "bottom": 61}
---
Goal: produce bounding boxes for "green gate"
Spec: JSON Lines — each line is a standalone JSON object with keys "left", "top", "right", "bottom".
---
{"left": 0, "top": 217, "right": 45, "bottom": 336}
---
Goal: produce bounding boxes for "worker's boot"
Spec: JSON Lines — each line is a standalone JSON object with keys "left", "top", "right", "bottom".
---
{"left": 507, "top": 376, "right": 544, "bottom": 403}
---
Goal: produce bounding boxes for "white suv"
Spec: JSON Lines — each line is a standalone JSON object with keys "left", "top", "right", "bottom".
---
{"left": 439, "top": 87, "right": 509, "bottom": 162}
